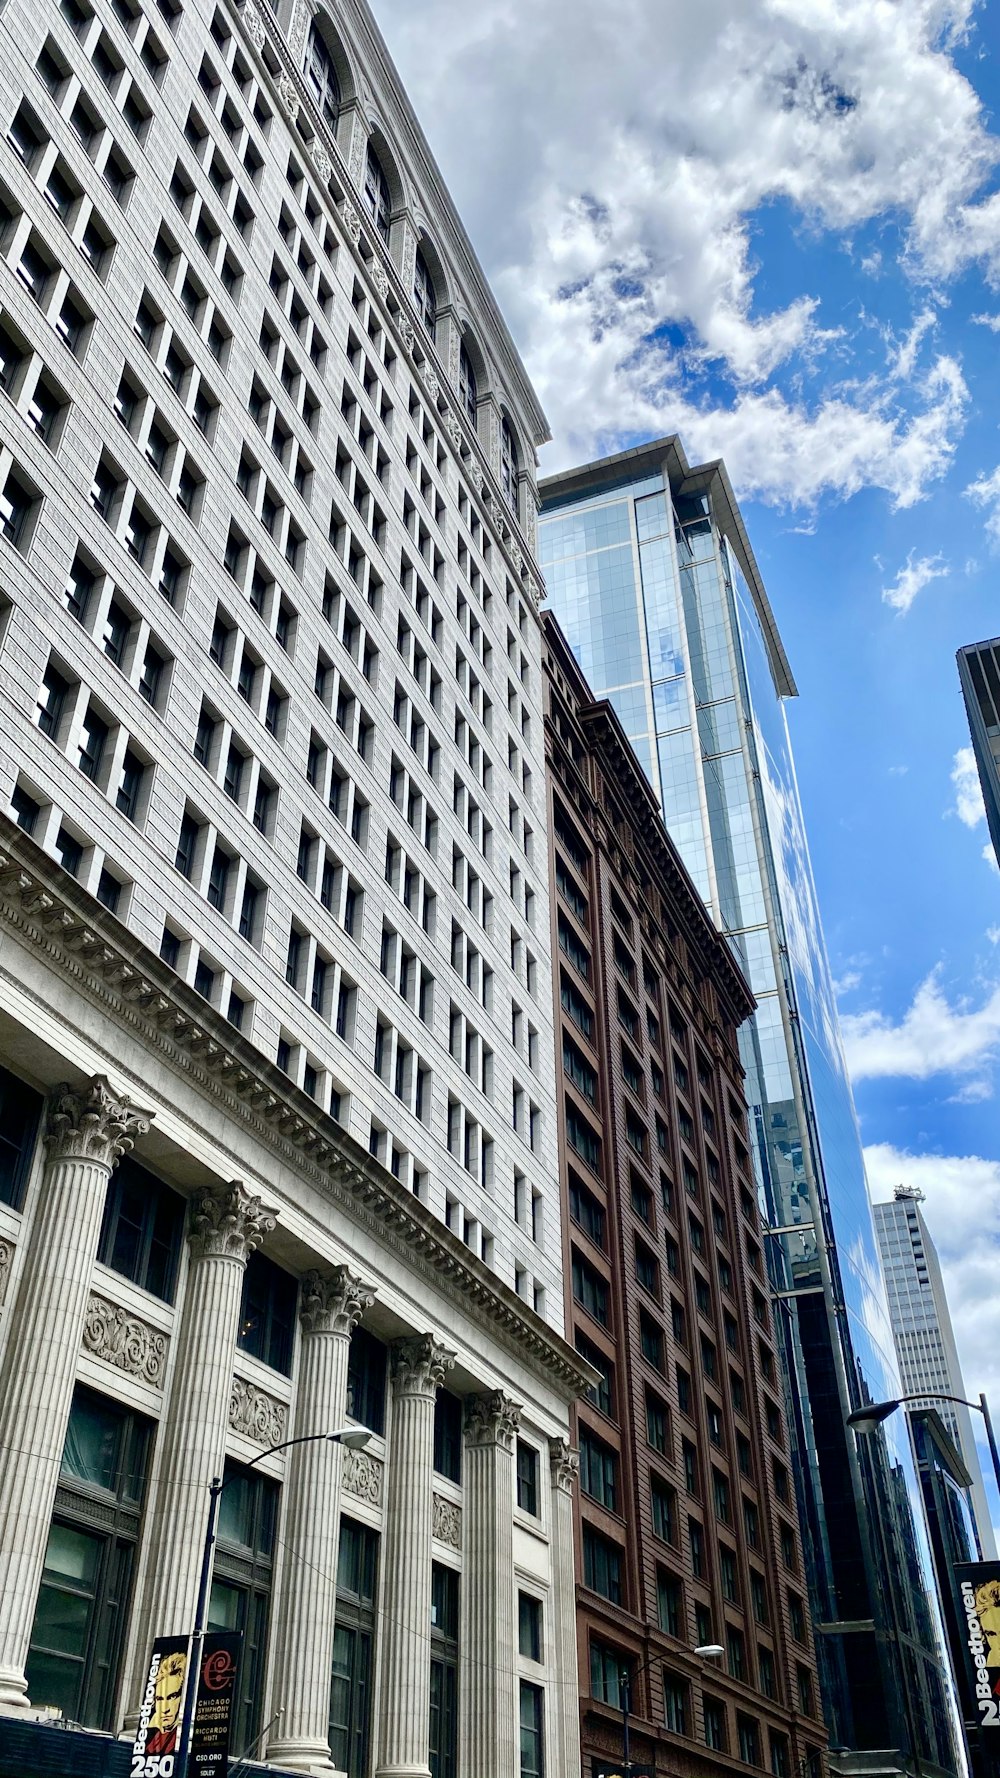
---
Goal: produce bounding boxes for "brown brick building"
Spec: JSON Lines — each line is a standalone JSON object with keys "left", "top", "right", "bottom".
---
{"left": 543, "top": 614, "right": 826, "bottom": 1778}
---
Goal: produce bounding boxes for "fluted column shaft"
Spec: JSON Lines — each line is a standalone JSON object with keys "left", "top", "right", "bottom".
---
{"left": 0, "top": 1078, "right": 150, "bottom": 1710}
{"left": 375, "top": 1336, "right": 454, "bottom": 1778}
{"left": 267, "top": 1267, "right": 375, "bottom": 1774}
{"left": 548, "top": 1438, "right": 582, "bottom": 1778}
{"left": 122, "top": 1180, "right": 274, "bottom": 1715}
{"left": 459, "top": 1392, "right": 521, "bottom": 1778}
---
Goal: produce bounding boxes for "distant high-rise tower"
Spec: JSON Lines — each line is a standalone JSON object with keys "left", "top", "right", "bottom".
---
{"left": 874, "top": 1185, "right": 996, "bottom": 1558}
{"left": 957, "top": 639, "right": 1000, "bottom": 866}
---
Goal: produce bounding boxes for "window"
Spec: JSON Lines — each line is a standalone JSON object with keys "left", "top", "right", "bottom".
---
{"left": 238, "top": 1251, "right": 297, "bottom": 1374}
{"left": 646, "top": 1392, "right": 667, "bottom": 1454}
{"left": 519, "top": 1681, "right": 544, "bottom": 1778}
{"left": 413, "top": 249, "right": 436, "bottom": 337}
{"left": 590, "top": 1641, "right": 628, "bottom": 1708}
{"left": 657, "top": 1569, "right": 681, "bottom": 1636}
{"left": 210, "top": 1460, "right": 278, "bottom": 1760}
{"left": 688, "top": 1517, "right": 704, "bottom": 1577}
{"left": 364, "top": 145, "right": 391, "bottom": 242}
{"left": 568, "top": 1173, "right": 605, "bottom": 1246}
{"left": 331, "top": 1516, "right": 378, "bottom": 1778}
{"left": 583, "top": 1526, "right": 622, "bottom": 1602}
{"left": 640, "top": 1312, "right": 663, "bottom": 1371}
{"left": 459, "top": 344, "right": 477, "bottom": 423}
{"left": 576, "top": 1332, "right": 613, "bottom": 1417}
{"left": 651, "top": 1476, "right": 676, "bottom": 1544}
{"left": 346, "top": 1327, "right": 386, "bottom": 1436}
{"left": 727, "top": 1627, "right": 746, "bottom": 1683}
{"left": 0, "top": 1062, "right": 42, "bottom": 1210}
{"left": 518, "top": 1592, "right": 542, "bottom": 1662}
{"left": 516, "top": 1440, "right": 538, "bottom": 1516}
{"left": 571, "top": 1250, "right": 607, "bottom": 1325}
{"left": 430, "top": 1563, "right": 458, "bottom": 1778}
{"left": 759, "top": 1645, "right": 776, "bottom": 1699}
{"left": 579, "top": 1428, "right": 616, "bottom": 1511}
{"left": 704, "top": 1697, "right": 727, "bottom": 1750}
{"left": 98, "top": 1156, "right": 183, "bottom": 1302}
{"left": 500, "top": 417, "right": 519, "bottom": 517}
{"left": 77, "top": 707, "right": 109, "bottom": 781}
{"left": 712, "top": 1470, "right": 731, "bottom": 1523}
{"left": 0, "top": 467, "right": 37, "bottom": 548}
{"left": 305, "top": 23, "right": 340, "bottom": 127}
{"left": 433, "top": 1389, "right": 462, "bottom": 1484}
{"left": 738, "top": 1716, "right": 761, "bottom": 1766}
{"left": 27, "top": 1387, "right": 152, "bottom": 1729}
{"left": 663, "top": 1671, "right": 688, "bottom": 1735}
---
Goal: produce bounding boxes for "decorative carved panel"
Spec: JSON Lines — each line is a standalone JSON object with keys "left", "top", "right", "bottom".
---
{"left": 343, "top": 1445, "right": 383, "bottom": 1505}
{"left": 0, "top": 1235, "right": 14, "bottom": 1307}
{"left": 432, "top": 1493, "right": 462, "bottom": 1548}
{"left": 229, "top": 1375, "right": 287, "bottom": 1447}
{"left": 82, "top": 1294, "right": 169, "bottom": 1387}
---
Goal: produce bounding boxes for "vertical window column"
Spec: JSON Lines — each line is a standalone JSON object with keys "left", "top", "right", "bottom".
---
{"left": 546, "top": 1440, "right": 580, "bottom": 1778}
{"left": 266, "top": 1267, "right": 376, "bottom": 1773}
{"left": 375, "top": 1335, "right": 455, "bottom": 1778}
{"left": 458, "top": 1392, "right": 521, "bottom": 1778}
{"left": 0, "top": 1077, "right": 150, "bottom": 1710}
{"left": 120, "top": 1180, "right": 275, "bottom": 1719}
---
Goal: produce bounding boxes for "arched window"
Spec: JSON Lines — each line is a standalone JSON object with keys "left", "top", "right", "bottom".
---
{"left": 364, "top": 145, "right": 391, "bottom": 244}
{"left": 459, "top": 345, "right": 477, "bottom": 425}
{"left": 413, "top": 250, "right": 436, "bottom": 339}
{"left": 305, "top": 24, "right": 340, "bottom": 130}
{"left": 500, "top": 417, "right": 519, "bottom": 517}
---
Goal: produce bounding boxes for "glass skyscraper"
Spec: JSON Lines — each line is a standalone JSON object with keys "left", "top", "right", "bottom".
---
{"left": 957, "top": 637, "right": 1000, "bottom": 869}
{"left": 539, "top": 439, "right": 959, "bottom": 1775}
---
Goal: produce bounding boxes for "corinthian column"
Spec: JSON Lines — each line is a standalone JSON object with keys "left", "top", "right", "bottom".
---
{"left": 267, "top": 1266, "right": 375, "bottom": 1774}
{"left": 0, "top": 1077, "right": 150, "bottom": 1709}
{"left": 459, "top": 1392, "right": 521, "bottom": 1778}
{"left": 375, "top": 1335, "right": 455, "bottom": 1778}
{"left": 122, "top": 1180, "right": 275, "bottom": 1713}
{"left": 548, "top": 1438, "right": 581, "bottom": 1778}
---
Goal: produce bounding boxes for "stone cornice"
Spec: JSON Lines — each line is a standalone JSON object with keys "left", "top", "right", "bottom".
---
{"left": 0, "top": 819, "right": 593, "bottom": 1403}
{"left": 233, "top": 0, "right": 545, "bottom": 616}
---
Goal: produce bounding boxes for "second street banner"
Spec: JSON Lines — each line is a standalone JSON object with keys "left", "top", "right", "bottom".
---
{"left": 189, "top": 1631, "right": 242, "bottom": 1778}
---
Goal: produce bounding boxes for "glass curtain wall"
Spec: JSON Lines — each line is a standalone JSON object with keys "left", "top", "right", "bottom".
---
{"left": 540, "top": 466, "right": 959, "bottom": 1773}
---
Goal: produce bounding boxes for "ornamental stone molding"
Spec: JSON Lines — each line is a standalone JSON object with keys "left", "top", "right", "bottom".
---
{"left": 341, "top": 202, "right": 362, "bottom": 245}
{"left": 188, "top": 1178, "right": 276, "bottom": 1263}
{"left": 240, "top": 0, "right": 266, "bottom": 50}
{"left": 390, "top": 1333, "right": 455, "bottom": 1398}
{"left": 464, "top": 1390, "right": 521, "bottom": 1452}
{"left": 229, "top": 1376, "right": 288, "bottom": 1447}
{"left": 548, "top": 1437, "right": 580, "bottom": 1495}
{"left": 399, "top": 318, "right": 416, "bottom": 355}
{"left": 82, "top": 1294, "right": 168, "bottom": 1387}
{"left": 432, "top": 1493, "right": 462, "bottom": 1549}
{"left": 300, "top": 1265, "right": 374, "bottom": 1337}
{"left": 343, "top": 1445, "right": 384, "bottom": 1505}
{"left": 0, "top": 1236, "right": 13, "bottom": 1307}
{"left": 312, "top": 142, "right": 332, "bottom": 182}
{"left": 370, "top": 262, "right": 390, "bottom": 302}
{"left": 44, "top": 1076, "right": 151, "bottom": 1170}
{"left": 424, "top": 370, "right": 440, "bottom": 405}
{"left": 287, "top": 0, "right": 310, "bottom": 56}
{"left": 446, "top": 412, "right": 463, "bottom": 451}
{"left": 277, "top": 70, "right": 299, "bottom": 121}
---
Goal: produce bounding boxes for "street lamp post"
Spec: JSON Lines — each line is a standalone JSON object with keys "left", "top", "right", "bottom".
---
{"left": 174, "top": 1424, "right": 371, "bottom": 1778}
{"left": 616, "top": 1643, "right": 724, "bottom": 1777}
{"left": 846, "top": 1390, "right": 1000, "bottom": 1495}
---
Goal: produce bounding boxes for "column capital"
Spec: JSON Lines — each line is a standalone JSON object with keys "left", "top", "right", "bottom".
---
{"left": 390, "top": 1333, "right": 455, "bottom": 1398}
{"left": 44, "top": 1076, "right": 151, "bottom": 1169}
{"left": 188, "top": 1178, "right": 276, "bottom": 1263}
{"left": 548, "top": 1437, "right": 579, "bottom": 1495}
{"left": 300, "top": 1264, "right": 375, "bottom": 1336}
{"left": 465, "top": 1390, "right": 521, "bottom": 1452}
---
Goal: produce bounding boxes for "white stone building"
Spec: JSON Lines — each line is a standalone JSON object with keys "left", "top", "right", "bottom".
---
{"left": 0, "top": 0, "right": 584, "bottom": 1772}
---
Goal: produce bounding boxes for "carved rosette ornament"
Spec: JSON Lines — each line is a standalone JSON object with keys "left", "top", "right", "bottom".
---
{"left": 300, "top": 1264, "right": 374, "bottom": 1337}
{"left": 432, "top": 1493, "right": 462, "bottom": 1549}
{"left": 424, "top": 370, "right": 440, "bottom": 405}
{"left": 548, "top": 1437, "right": 579, "bottom": 1495}
{"left": 400, "top": 318, "right": 416, "bottom": 355}
{"left": 188, "top": 1178, "right": 276, "bottom": 1262}
{"left": 446, "top": 412, "right": 463, "bottom": 451}
{"left": 464, "top": 1389, "right": 522, "bottom": 1452}
{"left": 44, "top": 1076, "right": 151, "bottom": 1170}
{"left": 229, "top": 1376, "right": 288, "bottom": 1446}
{"left": 343, "top": 1446, "right": 384, "bottom": 1505}
{"left": 0, "top": 1236, "right": 13, "bottom": 1307}
{"left": 342, "top": 202, "right": 362, "bottom": 245}
{"left": 468, "top": 461, "right": 484, "bottom": 496}
{"left": 241, "top": 0, "right": 266, "bottom": 50}
{"left": 312, "top": 142, "right": 333, "bottom": 182}
{"left": 370, "top": 261, "right": 390, "bottom": 302}
{"left": 391, "top": 1333, "right": 455, "bottom": 1398}
{"left": 278, "top": 71, "right": 299, "bottom": 121}
{"left": 83, "top": 1295, "right": 168, "bottom": 1387}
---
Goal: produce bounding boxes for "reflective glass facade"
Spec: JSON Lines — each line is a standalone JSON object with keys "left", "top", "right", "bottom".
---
{"left": 540, "top": 443, "right": 960, "bottom": 1774}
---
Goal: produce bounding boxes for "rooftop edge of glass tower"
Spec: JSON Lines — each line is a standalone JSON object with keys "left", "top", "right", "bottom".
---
{"left": 540, "top": 436, "right": 963, "bottom": 1777}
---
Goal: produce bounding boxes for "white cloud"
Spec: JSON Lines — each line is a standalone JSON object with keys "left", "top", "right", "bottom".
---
{"left": 842, "top": 966, "right": 1000, "bottom": 1085}
{"left": 832, "top": 969, "right": 862, "bottom": 996}
{"left": 972, "top": 312, "right": 1000, "bottom": 332}
{"left": 965, "top": 465, "right": 1000, "bottom": 546}
{"left": 985, "top": 842, "right": 999, "bottom": 873}
{"left": 881, "top": 548, "right": 948, "bottom": 614}
{"left": 952, "top": 744, "right": 986, "bottom": 827}
{"left": 986, "top": 926, "right": 1000, "bottom": 945}
{"left": 864, "top": 1142, "right": 1000, "bottom": 1416}
{"left": 888, "top": 763, "right": 909, "bottom": 776}
{"left": 375, "top": 0, "right": 991, "bottom": 497}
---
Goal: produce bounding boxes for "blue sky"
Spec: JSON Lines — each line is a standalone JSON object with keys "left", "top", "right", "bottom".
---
{"left": 372, "top": 0, "right": 1000, "bottom": 1521}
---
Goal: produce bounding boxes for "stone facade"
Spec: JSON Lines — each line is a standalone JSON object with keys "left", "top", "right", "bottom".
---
{"left": 0, "top": 0, "right": 583, "bottom": 1770}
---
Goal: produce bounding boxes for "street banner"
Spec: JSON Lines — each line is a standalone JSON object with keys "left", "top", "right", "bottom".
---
{"left": 189, "top": 1630, "right": 242, "bottom": 1778}
{"left": 954, "top": 1561, "right": 1000, "bottom": 1730}
{"left": 131, "top": 1636, "right": 189, "bottom": 1777}
{"left": 593, "top": 1762, "right": 655, "bottom": 1777}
